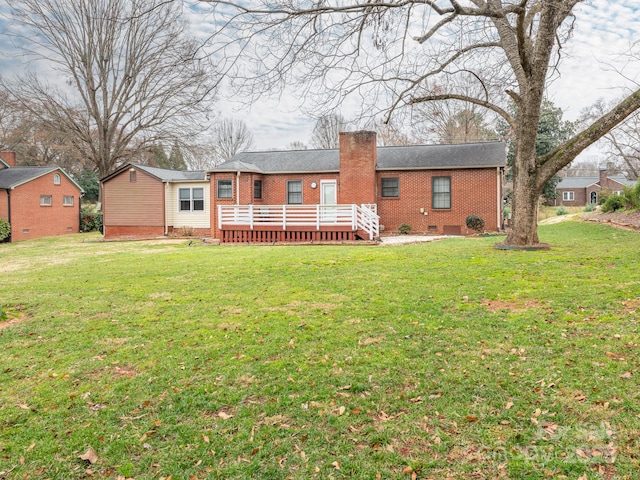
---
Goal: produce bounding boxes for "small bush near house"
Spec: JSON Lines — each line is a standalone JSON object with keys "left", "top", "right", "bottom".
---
{"left": 601, "top": 194, "right": 626, "bottom": 213}
{"left": 556, "top": 206, "right": 568, "bottom": 216}
{"left": 621, "top": 183, "right": 640, "bottom": 210}
{"left": 175, "top": 226, "right": 195, "bottom": 237}
{"left": 397, "top": 223, "right": 412, "bottom": 235}
{"left": 465, "top": 215, "right": 485, "bottom": 232}
{"left": 0, "top": 218, "right": 10, "bottom": 241}
{"left": 80, "top": 208, "right": 103, "bottom": 233}
{"left": 583, "top": 204, "right": 595, "bottom": 212}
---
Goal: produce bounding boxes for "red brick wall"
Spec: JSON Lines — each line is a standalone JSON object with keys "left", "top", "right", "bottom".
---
{"left": 376, "top": 168, "right": 501, "bottom": 234}
{"left": 209, "top": 171, "right": 341, "bottom": 238}
{"left": 209, "top": 167, "right": 501, "bottom": 238}
{"left": 338, "top": 131, "right": 376, "bottom": 205}
{"left": 0, "top": 151, "right": 16, "bottom": 168}
{"left": 556, "top": 187, "right": 588, "bottom": 207}
{"left": 8, "top": 171, "right": 81, "bottom": 242}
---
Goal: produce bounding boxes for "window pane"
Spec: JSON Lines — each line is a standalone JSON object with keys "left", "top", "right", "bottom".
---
{"left": 254, "top": 180, "right": 262, "bottom": 199}
{"left": 179, "top": 188, "right": 190, "bottom": 200}
{"left": 432, "top": 177, "right": 451, "bottom": 209}
{"left": 63, "top": 196, "right": 74, "bottom": 206}
{"left": 381, "top": 178, "right": 399, "bottom": 197}
{"left": 192, "top": 188, "right": 204, "bottom": 211}
{"left": 287, "top": 181, "right": 302, "bottom": 204}
{"left": 53, "top": 174, "right": 61, "bottom": 185}
{"left": 217, "top": 180, "right": 232, "bottom": 199}
{"left": 40, "top": 195, "right": 52, "bottom": 206}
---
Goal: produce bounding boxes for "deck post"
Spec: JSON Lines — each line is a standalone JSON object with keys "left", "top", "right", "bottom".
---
{"left": 218, "top": 205, "right": 222, "bottom": 230}
{"left": 249, "top": 204, "right": 254, "bottom": 230}
{"left": 316, "top": 204, "right": 320, "bottom": 230}
{"left": 282, "top": 204, "right": 286, "bottom": 230}
{"left": 352, "top": 204, "right": 357, "bottom": 231}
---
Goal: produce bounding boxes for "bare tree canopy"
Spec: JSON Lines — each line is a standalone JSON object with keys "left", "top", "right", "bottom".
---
{"left": 582, "top": 99, "right": 640, "bottom": 180}
{"left": 2, "top": 0, "right": 218, "bottom": 179}
{"left": 203, "top": 0, "right": 640, "bottom": 247}
{"left": 212, "top": 118, "right": 254, "bottom": 164}
{"left": 311, "top": 114, "right": 349, "bottom": 149}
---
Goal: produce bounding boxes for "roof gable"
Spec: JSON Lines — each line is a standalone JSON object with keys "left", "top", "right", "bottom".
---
{"left": 0, "top": 166, "right": 83, "bottom": 191}
{"left": 210, "top": 141, "right": 506, "bottom": 174}
{"left": 102, "top": 163, "right": 206, "bottom": 183}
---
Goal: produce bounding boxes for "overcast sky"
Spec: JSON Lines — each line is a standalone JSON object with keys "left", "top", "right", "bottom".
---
{"left": 1, "top": 0, "right": 639, "bottom": 157}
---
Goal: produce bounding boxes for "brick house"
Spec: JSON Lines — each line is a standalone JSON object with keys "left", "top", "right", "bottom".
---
{"left": 101, "top": 164, "right": 210, "bottom": 239}
{"left": 0, "top": 151, "right": 83, "bottom": 242}
{"left": 209, "top": 132, "right": 506, "bottom": 242}
{"left": 555, "top": 168, "right": 636, "bottom": 207}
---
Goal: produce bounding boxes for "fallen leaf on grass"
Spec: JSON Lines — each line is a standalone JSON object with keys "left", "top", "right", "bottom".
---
{"left": 218, "top": 411, "right": 233, "bottom": 420}
{"left": 620, "top": 371, "right": 632, "bottom": 379}
{"left": 505, "top": 402, "right": 514, "bottom": 410}
{"left": 79, "top": 447, "right": 98, "bottom": 464}
{"left": 332, "top": 460, "right": 341, "bottom": 470}
{"left": 575, "top": 448, "right": 589, "bottom": 459}
{"left": 466, "top": 415, "right": 479, "bottom": 422}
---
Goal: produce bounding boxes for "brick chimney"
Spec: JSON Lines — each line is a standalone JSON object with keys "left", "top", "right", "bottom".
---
{"left": 0, "top": 151, "right": 16, "bottom": 168}
{"left": 338, "top": 131, "right": 377, "bottom": 205}
{"left": 599, "top": 167, "right": 608, "bottom": 189}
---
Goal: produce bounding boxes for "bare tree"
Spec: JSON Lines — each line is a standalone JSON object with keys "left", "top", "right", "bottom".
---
{"left": 203, "top": 0, "right": 640, "bottom": 247}
{"left": 286, "top": 141, "right": 308, "bottom": 150}
{"left": 311, "top": 114, "right": 348, "bottom": 149}
{"left": 367, "top": 120, "right": 413, "bottom": 146}
{"left": 581, "top": 99, "right": 640, "bottom": 180}
{"left": 211, "top": 118, "right": 254, "bottom": 163}
{"left": 2, "top": 0, "right": 218, "bottom": 179}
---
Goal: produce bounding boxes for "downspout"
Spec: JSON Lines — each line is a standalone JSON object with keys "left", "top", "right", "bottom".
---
{"left": 497, "top": 167, "right": 502, "bottom": 230}
{"left": 164, "top": 182, "right": 169, "bottom": 236}
{"left": 236, "top": 171, "right": 240, "bottom": 205}
{"left": 4, "top": 188, "right": 11, "bottom": 242}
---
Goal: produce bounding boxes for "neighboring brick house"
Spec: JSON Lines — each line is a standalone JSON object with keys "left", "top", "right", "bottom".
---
{"left": 209, "top": 131, "right": 506, "bottom": 242}
{"left": 0, "top": 151, "right": 83, "bottom": 242}
{"left": 555, "top": 168, "right": 636, "bottom": 207}
{"left": 101, "top": 164, "right": 210, "bottom": 239}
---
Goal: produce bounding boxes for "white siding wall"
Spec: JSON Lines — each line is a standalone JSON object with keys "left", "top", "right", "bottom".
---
{"left": 165, "top": 182, "right": 210, "bottom": 229}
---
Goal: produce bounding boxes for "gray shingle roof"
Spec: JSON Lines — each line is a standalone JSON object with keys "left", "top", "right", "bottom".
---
{"left": 0, "top": 166, "right": 59, "bottom": 189}
{"left": 134, "top": 164, "right": 207, "bottom": 181}
{"left": 557, "top": 174, "right": 637, "bottom": 189}
{"left": 210, "top": 141, "right": 506, "bottom": 173}
{"left": 556, "top": 176, "right": 599, "bottom": 189}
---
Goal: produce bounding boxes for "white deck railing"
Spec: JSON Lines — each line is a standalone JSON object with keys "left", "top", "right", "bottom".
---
{"left": 218, "top": 204, "right": 379, "bottom": 240}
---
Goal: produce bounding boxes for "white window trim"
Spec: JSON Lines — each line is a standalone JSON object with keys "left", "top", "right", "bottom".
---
{"left": 179, "top": 187, "right": 205, "bottom": 212}
{"left": 562, "top": 191, "right": 574, "bottom": 201}
{"left": 53, "top": 173, "right": 61, "bottom": 185}
{"left": 40, "top": 195, "right": 52, "bottom": 206}
{"left": 63, "top": 196, "right": 74, "bottom": 206}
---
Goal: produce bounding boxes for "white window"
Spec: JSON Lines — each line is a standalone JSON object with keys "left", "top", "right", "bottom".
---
{"left": 562, "top": 191, "right": 574, "bottom": 201}
{"left": 40, "top": 195, "right": 52, "bottom": 206}
{"left": 53, "top": 173, "right": 61, "bottom": 185}
{"left": 179, "top": 187, "right": 205, "bottom": 212}
{"left": 63, "top": 196, "right": 74, "bottom": 206}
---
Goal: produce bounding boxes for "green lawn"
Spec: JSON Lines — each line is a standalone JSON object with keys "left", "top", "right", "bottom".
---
{"left": 1, "top": 222, "right": 639, "bottom": 479}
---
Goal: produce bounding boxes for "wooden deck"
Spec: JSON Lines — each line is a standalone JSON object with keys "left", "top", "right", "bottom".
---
{"left": 218, "top": 204, "right": 379, "bottom": 243}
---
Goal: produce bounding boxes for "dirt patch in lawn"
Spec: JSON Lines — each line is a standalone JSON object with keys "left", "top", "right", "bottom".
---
{"left": 481, "top": 298, "right": 549, "bottom": 313}
{"left": 0, "top": 307, "right": 28, "bottom": 330}
{"left": 582, "top": 211, "right": 640, "bottom": 231}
